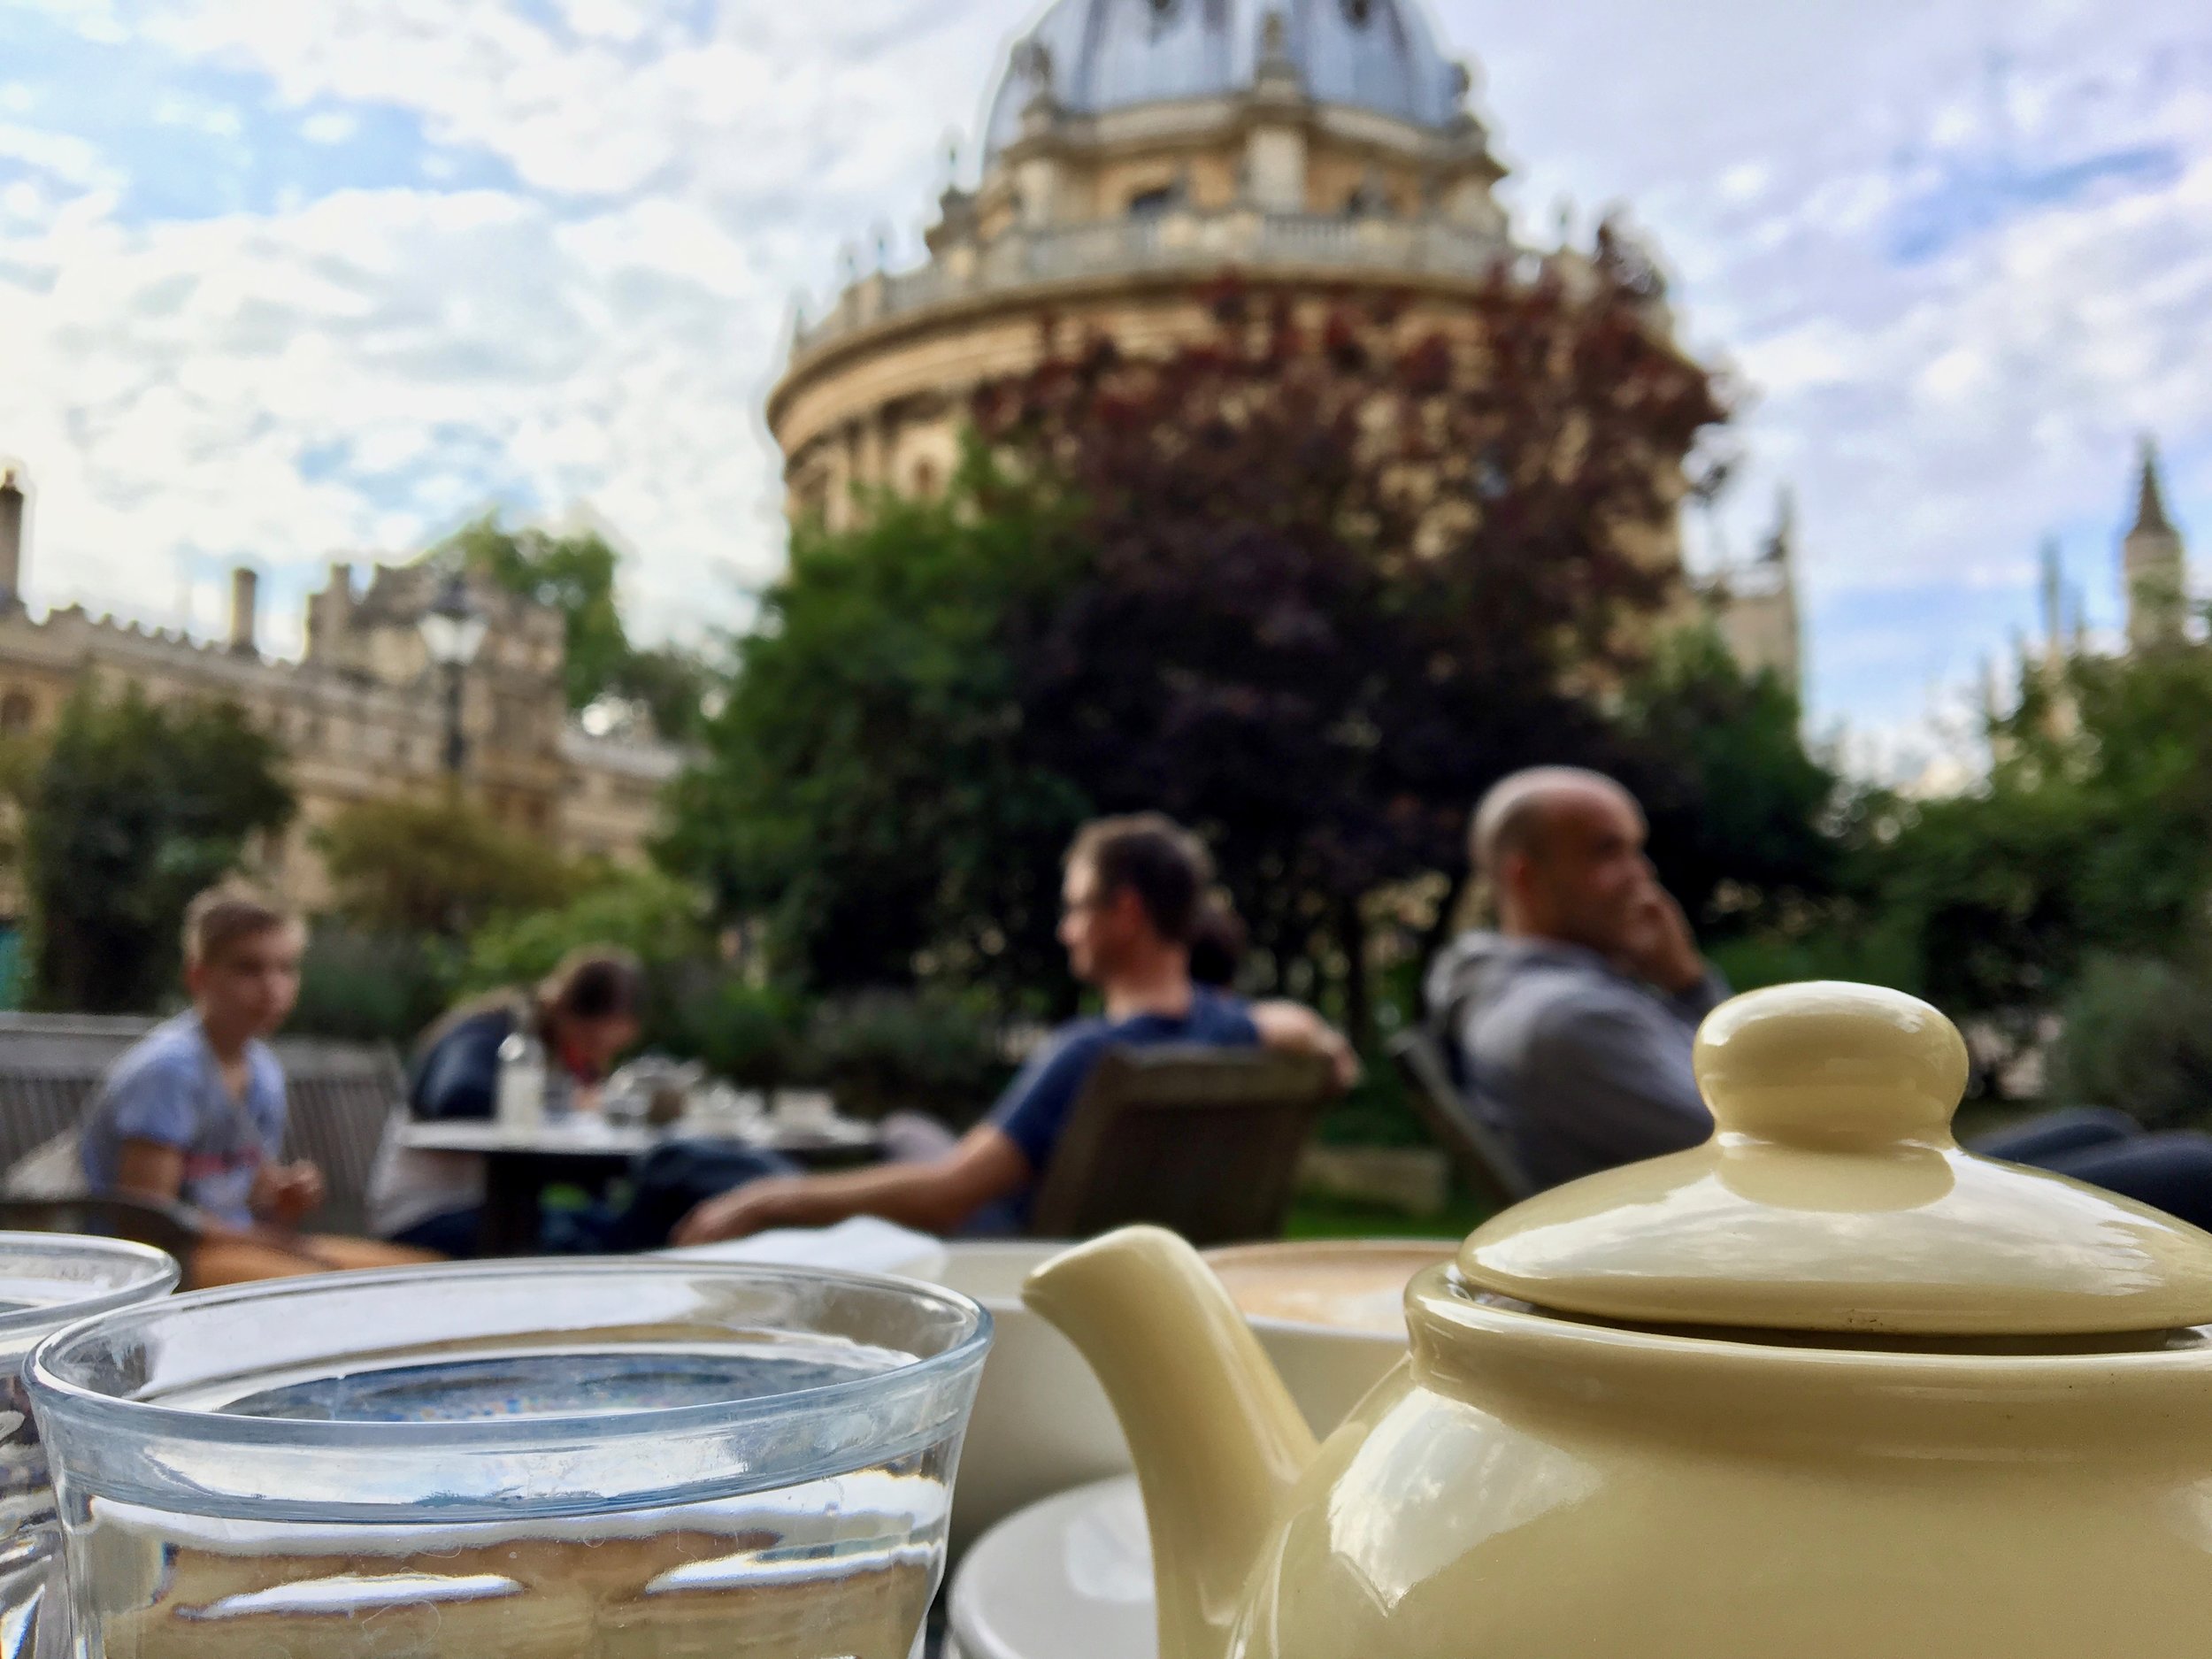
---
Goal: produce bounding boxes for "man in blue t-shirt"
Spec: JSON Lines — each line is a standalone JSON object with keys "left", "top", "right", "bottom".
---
{"left": 672, "top": 813, "right": 1356, "bottom": 1245}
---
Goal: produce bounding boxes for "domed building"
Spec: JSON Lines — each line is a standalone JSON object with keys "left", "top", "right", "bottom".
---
{"left": 766, "top": 0, "right": 1801, "bottom": 689}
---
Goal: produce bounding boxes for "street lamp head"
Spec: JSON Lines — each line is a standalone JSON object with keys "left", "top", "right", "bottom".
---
{"left": 419, "top": 570, "right": 489, "bottom": 668}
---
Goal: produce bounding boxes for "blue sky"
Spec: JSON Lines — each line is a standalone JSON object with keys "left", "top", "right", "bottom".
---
{"left": 2, "top": 0, "right": 2208, "bottom": 780}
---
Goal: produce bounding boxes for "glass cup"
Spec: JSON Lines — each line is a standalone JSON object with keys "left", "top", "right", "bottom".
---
{"left": 28, "top": 1261, "right": 990, "bottom": 1658}
{"left": 0, "top": 1234, "right": 179, "bottom": 1658}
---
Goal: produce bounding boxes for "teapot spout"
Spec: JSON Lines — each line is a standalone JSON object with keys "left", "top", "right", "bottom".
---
{"left": 1024, "top": 1227, "right": 1317, "bottom": 1659}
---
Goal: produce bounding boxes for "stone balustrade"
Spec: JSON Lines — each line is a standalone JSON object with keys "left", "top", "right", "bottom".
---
{"left": 790, "top": 208, "right": 1523, "bottom": 362}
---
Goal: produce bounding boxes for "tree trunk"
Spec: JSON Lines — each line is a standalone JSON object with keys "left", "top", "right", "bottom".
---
{"left": 1417, "top": 869, "right": 1470, "bottom": 972}
{"left": 1337, "top": 895, "right": 1371, "bottom": 1056}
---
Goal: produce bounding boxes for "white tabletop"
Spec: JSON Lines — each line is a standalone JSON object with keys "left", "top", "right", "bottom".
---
{"left": 396, "top": 1114, "right": 879, "bottom": 1158}
{"left": 948, "top": 1476, "right": 1155, "bottom": 1659}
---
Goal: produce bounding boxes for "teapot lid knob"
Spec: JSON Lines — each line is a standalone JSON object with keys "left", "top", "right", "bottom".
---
{"left": 1694, "top": 981, "right": 1966, "bottom": 1151}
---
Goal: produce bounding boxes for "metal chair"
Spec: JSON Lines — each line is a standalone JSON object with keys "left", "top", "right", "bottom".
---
{"left": 0, "top": 1194, "right": 201, "bottom": 1263}
{"left": 1027, "top": 1045, "right": 1340, "bottom": 1246}
{"left": 1387, "top": 1027, "right": 1534, "bottom": 1210}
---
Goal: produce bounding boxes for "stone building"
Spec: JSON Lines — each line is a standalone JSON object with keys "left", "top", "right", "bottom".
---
{"left": 766, "top": 0, "right": 1801, "bottom": 691}
{"left": 1708, "top": 488, "right": 1804, "bottom": 689}
{"left": 0, "top": 464, "right": 683, "bottom": 916}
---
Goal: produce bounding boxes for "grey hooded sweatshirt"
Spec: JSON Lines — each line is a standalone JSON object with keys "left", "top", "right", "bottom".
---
{"left": 1423, "top": 932, "right": 1730, "bottom": 1193}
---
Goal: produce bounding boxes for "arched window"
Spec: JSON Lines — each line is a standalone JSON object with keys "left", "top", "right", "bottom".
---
{"left": 0, "top": 690, "right": 34, "bottom": 735}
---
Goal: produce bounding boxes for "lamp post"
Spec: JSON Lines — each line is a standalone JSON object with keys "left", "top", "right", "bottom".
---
{"left": 419, "top": 572, "right": 488, "bottom": 781}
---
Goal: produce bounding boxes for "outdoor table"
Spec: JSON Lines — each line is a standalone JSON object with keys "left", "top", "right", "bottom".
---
{"left": 396, "top": 1113, "right": 884, "bottom": 1256}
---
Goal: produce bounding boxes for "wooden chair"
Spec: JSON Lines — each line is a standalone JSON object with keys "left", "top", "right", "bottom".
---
{"left": 1387, "top": 1028, "right": 1534, "bottom": 1210}
{"left": 1027, "top": 1045, "right": 1339, "bottom": 1246}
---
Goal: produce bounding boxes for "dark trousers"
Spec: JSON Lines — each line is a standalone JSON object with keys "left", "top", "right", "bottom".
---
{"left": 586, "top": 1141, "right": 802, "bottom": 1253}
{"left": 1974, "top": 1108, "right": 2212, "bottom": 1232}
{"left": 388, "top": 1207, "right": 488, "bottom": 1258}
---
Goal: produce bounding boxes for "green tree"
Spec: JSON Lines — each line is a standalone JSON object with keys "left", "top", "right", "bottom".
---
{"left": 970, "top": 274, "right": 1726, "bottom": 1038}
{"left": 437, "top": 514, "right": 715, "bottom": 740}
{"left": 611, "top": 644, "right": 717, "bottom": 747}
{"left": 465, "top": 865, "right": 710, "bottom": 990}
{"left": 24, "top": 689, "right": 294, "bottom": 1012}
{"left": 317, "top": 795, "right": 572, "bottom": 940}
{"left": 440, "top": 515, "right": 631, "bottom": 714}
{"left": 1732, "top": 630, "right": 2212, "bottom": 1083}
{"left": 1618, "top": 627, "right": 1845, "bottom": 941}
{"left": 1886, "top": 639, "right": 2212, "bottom": 1043}
{"left": 659, "top": 455, "right": 1093, "bottom": 1000}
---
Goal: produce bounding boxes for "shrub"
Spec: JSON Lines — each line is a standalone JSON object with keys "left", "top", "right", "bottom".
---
{"left": 2047, "top": 954, "right": 2212, "bottom": 1133}
{"left": 657, "top": 968, "right": 810, "bottom": 1090}
{"left": 319, "top": 795, "right": 573, "bottom": 941}
{"left": 464, "top": 866, "right": 710, "bottom": 992}
{"left": 804, "top": 991, "right": 1012, "bottom": 1125}
{"left": 289, "top": 927, "right": 460, "bottom": 1048}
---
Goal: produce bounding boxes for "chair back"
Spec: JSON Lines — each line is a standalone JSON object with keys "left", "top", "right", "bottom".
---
{"left": 0, "top": 1021, "right": 405, "bottom": 1234}
{"left": 1026, "top": 1045, "right": 1337, "bottom": 1246}
{"left": 272, "top": 1040, "right": 409, "bottom": 1235}
{"left": 0, "top": 1021, "right": 159, "bottom": 1174}
{"left": 1386, "top": 1027, "right": 1534, "bottom": 1210}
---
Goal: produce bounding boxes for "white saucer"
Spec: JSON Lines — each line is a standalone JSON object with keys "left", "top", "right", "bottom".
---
{"left": 947, "top": 1476, "right": 1155, "bottom": 1659}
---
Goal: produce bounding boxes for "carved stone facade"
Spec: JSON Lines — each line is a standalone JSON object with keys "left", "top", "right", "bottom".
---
{"left": 767, "top": 0, "right": 1801, "bottom": 693}
{"left": 0, "top": 468, "right": 681, "bottom": 918}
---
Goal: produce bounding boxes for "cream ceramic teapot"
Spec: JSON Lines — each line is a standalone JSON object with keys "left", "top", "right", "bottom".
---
{"left": 1022, "top": 982, "right": 2212, "bottom": 1659}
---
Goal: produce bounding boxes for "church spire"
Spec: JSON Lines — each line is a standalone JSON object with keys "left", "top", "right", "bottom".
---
{"left": 1760, "top": 484, "right": 1796, "bottom": 565}
{"left": 2123, "top": 433, "right": 2188, "bottom": 652}
{"left": 2132, "top": 435, "right": 2175, "bottom": 538}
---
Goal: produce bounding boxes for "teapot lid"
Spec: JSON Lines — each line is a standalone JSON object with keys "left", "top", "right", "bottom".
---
{"left": 1457, "top": 982, "right": 2212, "bottom": 1336}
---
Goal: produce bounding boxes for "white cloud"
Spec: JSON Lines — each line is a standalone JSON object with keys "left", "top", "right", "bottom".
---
{"left": 0, "top": 0, "right": 2207, "bottom": 755}
{"left": 298, "top": 110, "right": 358, "bottom": 145}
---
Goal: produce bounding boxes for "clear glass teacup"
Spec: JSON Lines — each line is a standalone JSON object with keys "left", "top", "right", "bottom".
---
{"left": 0, "top": 1233, "right": 180, "bottom": 1657}
{"left": 27, "top": 1260, "right": 990, "bottom": 1658}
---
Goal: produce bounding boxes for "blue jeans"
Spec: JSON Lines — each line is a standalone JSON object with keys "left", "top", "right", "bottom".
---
{"left": 580, "top": 1141, "right": 802, "bottom": 1253}
{"left": 1974, "top": 1108, "right": 2212, "bottom": 1231}
{"left": 388, "top": 1208, "right": 487, "bottom": 1258}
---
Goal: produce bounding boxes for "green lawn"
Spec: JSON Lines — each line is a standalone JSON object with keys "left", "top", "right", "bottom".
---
{"left": 1284, "top": 1190, "right": 1494, "bottom": 1241}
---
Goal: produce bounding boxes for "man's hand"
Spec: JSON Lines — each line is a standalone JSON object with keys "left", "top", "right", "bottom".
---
{"left": 250, "top": 1160, "right": 326, "bottom": 1229}
{"left": 1617, "top": 887, "right": 1708, "bottom": 996}
{"left": 1317, "top": 1026, "right": 1362, "bottom": 1092}
{"left": 671, "top": 1177, "right": 805, "bottom": 1248}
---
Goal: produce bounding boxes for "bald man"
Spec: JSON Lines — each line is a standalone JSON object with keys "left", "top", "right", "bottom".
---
{"left": 1423, "top": 767, "right": 1730, "bottom": 1191}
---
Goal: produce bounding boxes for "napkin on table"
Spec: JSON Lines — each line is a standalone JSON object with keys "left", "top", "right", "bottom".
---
{"left": 657, "top": 1215, "right": 949, "bottom": 1280}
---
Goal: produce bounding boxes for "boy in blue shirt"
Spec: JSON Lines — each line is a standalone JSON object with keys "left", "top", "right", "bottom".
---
{"left": 80, "top": 887, "right": 434, "bottom": 1285}
{"left": 672, "top": 814, "right": 1355, "bottom": 1245}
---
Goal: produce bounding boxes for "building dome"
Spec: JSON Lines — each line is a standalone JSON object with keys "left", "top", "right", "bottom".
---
{"left": 983, "top": 0, "right": 1467, "bottom": 156}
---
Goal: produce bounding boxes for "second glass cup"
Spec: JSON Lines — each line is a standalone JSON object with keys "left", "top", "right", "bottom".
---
{"left": 0, "top": 1233, "right": 179, "bottom": 1658}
